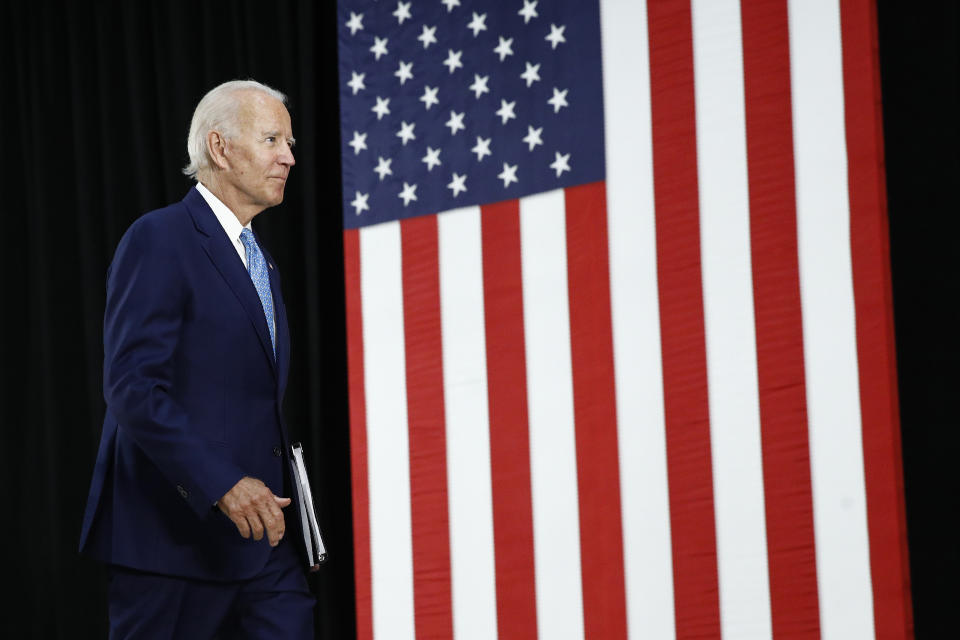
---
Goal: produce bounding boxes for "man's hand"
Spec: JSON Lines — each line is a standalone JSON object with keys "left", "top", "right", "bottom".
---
{"left": 218, "top": 477, "right": 291, "bottom": 547}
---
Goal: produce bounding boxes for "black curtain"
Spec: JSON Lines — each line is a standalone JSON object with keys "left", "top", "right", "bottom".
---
{"left": 0, "top": 0, "right": 956, "bottom": 638}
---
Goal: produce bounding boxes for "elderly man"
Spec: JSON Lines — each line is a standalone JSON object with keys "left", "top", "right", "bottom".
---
{"left": 79, "top": 80, "right": 314, "bottom": 638}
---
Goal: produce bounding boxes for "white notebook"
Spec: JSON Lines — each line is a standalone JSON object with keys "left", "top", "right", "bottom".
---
{"left": 290, "top": 442, "right": 328, "bottom": 570}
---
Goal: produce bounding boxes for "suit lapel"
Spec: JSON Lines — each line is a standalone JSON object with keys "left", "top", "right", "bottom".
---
{"left": 183, "top": 189, "right": 278, "bottom": 377}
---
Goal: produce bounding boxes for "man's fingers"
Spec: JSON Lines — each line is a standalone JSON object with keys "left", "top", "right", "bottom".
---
{"left": 275, "top": 496, "right": 292, "bottom": 508}
{"left": 234, "top": 515, "right": 252, "bottom": 539}
{"left": 248, "top": 515, "right": 265, "bottom": 541}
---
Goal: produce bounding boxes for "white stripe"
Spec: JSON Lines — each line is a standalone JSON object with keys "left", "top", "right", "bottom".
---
{"left": 519, "top": 190, "right": 585, "bottom": 640}
{"left": 359, "top": 222, "right": 416, "bottom": 640}
{"left": 598, "top": 1, "right": 676, "bottom": 638}
{"left": 438, "top": 207, "right": 499, "bottom": 640}
{"left": 788, "top": 1, "right": 876, "bottom": 637}
{"left": 691, "top": 1, "right": 773, "bottom": 637}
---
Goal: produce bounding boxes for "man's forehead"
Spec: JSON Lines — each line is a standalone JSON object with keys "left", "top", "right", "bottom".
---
{"left": 236, "top": 91, "right": 291, "bottom": 126}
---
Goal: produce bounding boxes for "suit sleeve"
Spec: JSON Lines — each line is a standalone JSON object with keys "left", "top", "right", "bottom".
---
{"left": 103, "top": 220, "right": 245, "bottom": 518}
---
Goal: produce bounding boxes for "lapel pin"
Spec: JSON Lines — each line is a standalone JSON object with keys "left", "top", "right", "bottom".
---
{"left": 268, "top": 263, "right": 274, "bottom": 269}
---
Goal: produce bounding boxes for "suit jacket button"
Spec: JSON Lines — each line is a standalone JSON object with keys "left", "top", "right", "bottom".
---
{"left": 273, "top": 447, "right": 282, "bottom": 457}
{"left": 177, "top": 485, "right": 189, "bottom": 499}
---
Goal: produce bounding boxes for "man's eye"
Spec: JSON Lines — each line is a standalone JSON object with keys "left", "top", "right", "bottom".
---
{"left": 265, "top": 136, "right": 276, "bottom": 143}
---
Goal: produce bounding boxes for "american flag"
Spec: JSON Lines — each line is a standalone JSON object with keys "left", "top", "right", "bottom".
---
{"left": 337, "top": 1, "right": 912, "bottom": 639}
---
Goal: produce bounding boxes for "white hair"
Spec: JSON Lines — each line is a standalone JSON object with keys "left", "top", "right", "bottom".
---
{"left": 182, "top": 79, "right": 288, "bottom": 181}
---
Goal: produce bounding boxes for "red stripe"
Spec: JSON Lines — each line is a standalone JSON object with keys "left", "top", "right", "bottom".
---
{"left": 646, "top": 2, "right": 722, "bottom": 637}
{"left": 839, "top": 2, "right": 914, "bottom": 638}
{"left": 344, "top": 229, "right": 373, "bottom": 640}
{"left": 564, "top": 182, "right": 628, "bottom": 640}
{"left": 740, "top": 2, "right": 823, "bottom": 637}
{"left": 481, "top": 200, "right": 539, "bottom": 640}
{"left": 400, "top": 216, "right": 455, "bottom": 639}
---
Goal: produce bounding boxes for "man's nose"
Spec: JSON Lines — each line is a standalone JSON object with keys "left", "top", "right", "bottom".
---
{"left": 280, "top": 145, "right": 296, "bottom": 167}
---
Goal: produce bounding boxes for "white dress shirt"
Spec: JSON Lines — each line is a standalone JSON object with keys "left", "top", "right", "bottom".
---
{"left": 195, "top": 182, "right": 251, "bottom": 268}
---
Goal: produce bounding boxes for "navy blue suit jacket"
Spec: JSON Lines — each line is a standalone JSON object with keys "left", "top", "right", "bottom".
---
{"left": 80, "top": 187, "right": 298, "bottom": 581}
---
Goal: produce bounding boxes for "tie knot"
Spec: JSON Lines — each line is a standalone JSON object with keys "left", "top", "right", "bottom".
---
{"left": 239, "top": 228, "right": 255, "bottom": 247}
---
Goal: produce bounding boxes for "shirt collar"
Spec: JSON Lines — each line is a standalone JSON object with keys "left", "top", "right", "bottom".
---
{"left": 195, "top": 182, "right": 251, "bottom": 244}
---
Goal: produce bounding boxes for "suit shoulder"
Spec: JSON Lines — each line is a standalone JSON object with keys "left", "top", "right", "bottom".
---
{"left": 112, "top": 198, "right": 194, "bottom": 264}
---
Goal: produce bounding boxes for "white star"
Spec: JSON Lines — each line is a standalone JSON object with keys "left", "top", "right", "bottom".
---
{"left": 523, "top": 125, "right": 543, "bottom": 151}
{"left": 550, "top": 151, "right": 571, "bottom": 177}
{"left": 398, "top": 181, "right": 418, "bottom": 206}
{"left": 445, "top": 110, "right": 466, "bottom": 135}
{"left": 396, "top": 121, "right": 416, "bottom": 145}
{"left": 496, "top": 99, "right": 517, "bottom": 125}
{"left": 447, "top": 172, "right": 467, "bottom": 197}
{"left": 371, "top": 96, "right": 391, "bottom": 120}
{"left": 374, "top": 156, "right": 393, "bottom": 181}
{"left": 493, "top": 36, "right": 514, "bottom": 62}
{"left": 347, "top": 71, "right": 365, "bottom": 95}
{"left": 469, "top": 74, "right": 490, "bottom": 99}
{"left": 498, "top": 162, "right": 519, "bottom": 187}
{"left": 346, "top": 12, "right": 364, "bottom": 36}
{"left": 548, "top": 87, "right": 569, "bottom": 113}
{"left": 419, "top": 86, "right": 439, "bottom": 110}
{"left": 546, "top": 23, "right": 566, "bottom": 49}
{"left": 393, "top": 1, "right": 412, "bottom": 24}
{"left": 467, "top": 12, "right": 487, "bottom": 37}
{"left": 421, "top": 146, "right": 442, "bottom": 171}
{"left": 471, "top": 136, "right": 492, "bottom": 161}
{"left": 394, "top": 60, "right": 414, "bottom": 85}
{"left": 518, "top": 0, "right": 539, "bottom": 24}
{"left": 348, "top": 131, "right": 367, "bottom": 155}
{"left": 441, "top": 0, "right": 461, "bottom": 12}
{"left": 417, "top": 25, "right": 438, "bottom": 49}
{"left": 443, "top": 49, "right": 463, "bottom": 73}
{"left": 350, "top": 190, "right": 369, "bottom": 214}
{"left": 370, "top": 36, "right": 389, "bottom": 60}
{"left": 520, "top": 62, "right": 541, "bottom": 87}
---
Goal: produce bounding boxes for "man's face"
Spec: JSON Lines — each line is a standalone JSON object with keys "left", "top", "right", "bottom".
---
{"left": 223, "top": 92, "right": 296, "bottom": 211}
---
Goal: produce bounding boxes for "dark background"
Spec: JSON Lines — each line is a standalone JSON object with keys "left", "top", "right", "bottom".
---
{"left": 0, "top": 0, "right": 955, "bottom": 637}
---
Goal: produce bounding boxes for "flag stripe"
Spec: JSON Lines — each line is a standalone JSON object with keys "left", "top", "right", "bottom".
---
{"left": 598, "top": 1, "right": 677, "bottom": 636}
{"left": 520, "top": 189, "right": 586, "bottom": 640}
{"left": 437, "top": 206, "right": 499, "bottom": 640}
{"left": 564, "top": 182, "right": 628, "bottom": 640}
{"left": 647, "top": 2, "right": 723, "bottom": 637}
{"left": 360, "top": 222, "right": 417, "bottom": 640}
{"left": 481, "top": 200, "right": 539, "bottom": 640}
{"left": 839, "top": 0, "right": 914, "bottom": 636}
{"left": 400, "top": 216, "right": 455, "bottom": 639}
{"left": 788, "top": 0, "right": 876, "bottom": 636}
{"left": 344, "top": 229, "right": 373, "bottom": 640}
{"left": 691, "top": 1, "right": 774, "bottom": 637}
{"left": 740, "top": 0, "right": 823, "bottom": 636}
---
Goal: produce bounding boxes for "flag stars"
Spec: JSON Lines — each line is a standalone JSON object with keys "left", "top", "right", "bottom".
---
{"left": 469, "top": 74, "right": 490, "bottom": 99}
{"left": 420, "top": 85, "right": 439, "bottom": 109}
{"left": 347, "top": 71, "right": 366, "bottom": 95}
{"left": 348, "top": 131, "right": 367, "bottom": 155}
{"left": 398, "top": 182, "right": 418, "bottom": 206}
{"left": 520, "top": 62, "right": 541, "bottom": 87}
{"left": 346, "top": 12, "right": 364, "bottom": 36}
{"left": 545, "top": 24, "right": 566, "bottom": 49}
{"left": 374, "top": 156, "right": 393, "bottom": 181}
{"left": 523, "top": 125, "right": 543, "bottom": 151}
{"left": 443, "top": 49, "right": 464, "bottom": 74}
{"left": 395, "top": 60, "right": 414, "bottom": 85}
{"left": 548, "top": 87, "right": 569, "bottom": 113}
{"left": 421, "top": 146, "right": 442, "bottom": 171}
{"left": 498, "top": 162, "right": 519, "bottom": 187}
{"left": 446, "top": 110, "right": 466, "bottom": 135}
{"left": 441, "top": 0, "right": 461, "bottom": 12}
{"left": 350, "top": 191, "right": 369, "bottom": 214}
{"left": 393, "top": 1, "right": 412, "bottom": 25}
{"left": 494, "top": 37, "right": 514, "bottom": 62}
{"left": 370, "top": 37, "right": 389, "bottom": 61}
{"left": 467, "top": 12, "right": 488, "bottom": 37}
{"left": 396, "top": 121, "right": 416, "bottom": 145}
{"left": 518, "top": 0, "right": 538, "bottom": 24}
{"left": 471, "top": 136, "right": 492, "bottom": 161}
{"left": 371, "top": 96, "right": 391, "bottom": 120}
{"left": 447, "top": 172, "right": 467, "bottom": 197}
{"left": 417, "top": 25, "right": 438, "bottom": 49}
{"left": 550, "top": 151, "right": 571, "bottom": 177}
{"left": 496, "top": 99, "right": 517, "bottom": 125}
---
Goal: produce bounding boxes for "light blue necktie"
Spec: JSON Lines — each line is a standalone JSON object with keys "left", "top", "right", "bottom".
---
{"left": 239, "top": 228, "right": 276, "bottom": 357}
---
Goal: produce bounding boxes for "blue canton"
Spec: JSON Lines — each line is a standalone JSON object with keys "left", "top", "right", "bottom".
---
{"left": 240, "top": 228, "right": 276, "bottom": 357}
{"left": 337, "top": 0, "right": 605, "bottom": 229}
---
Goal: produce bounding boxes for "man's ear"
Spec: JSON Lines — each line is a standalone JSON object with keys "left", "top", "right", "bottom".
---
{"left": 207, "top": 130, "right": 229, "bottom": 170}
